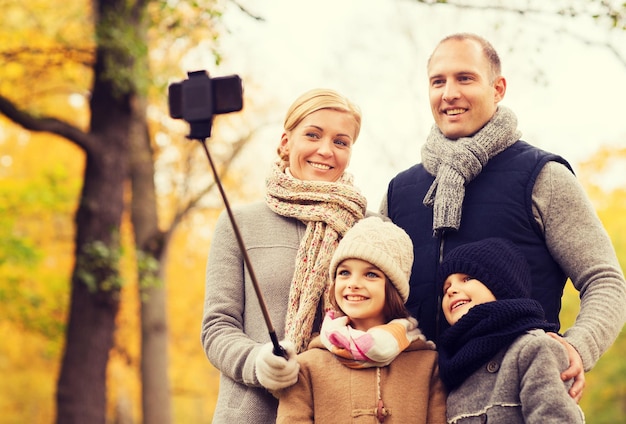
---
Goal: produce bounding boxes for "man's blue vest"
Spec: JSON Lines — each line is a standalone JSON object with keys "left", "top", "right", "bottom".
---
{"left": 387, "top": 141, "right": 573, "bottom": 342}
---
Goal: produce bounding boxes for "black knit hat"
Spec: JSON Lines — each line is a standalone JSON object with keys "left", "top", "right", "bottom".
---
{"left": 438, "top": 237, "right": 532, "bottom": 300}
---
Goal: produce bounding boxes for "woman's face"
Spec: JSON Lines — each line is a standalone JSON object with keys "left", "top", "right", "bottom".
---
{"left": 280, "top": 109, "right": 357, "bottom": 182}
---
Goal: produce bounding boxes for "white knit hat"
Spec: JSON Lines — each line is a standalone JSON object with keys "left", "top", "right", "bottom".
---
{"left": 329, "top": 216, "right": 414, "bottom": 303}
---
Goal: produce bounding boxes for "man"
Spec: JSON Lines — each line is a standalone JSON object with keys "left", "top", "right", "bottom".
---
{"left": 381, "top": 33, "right": 626, "bottom": 401}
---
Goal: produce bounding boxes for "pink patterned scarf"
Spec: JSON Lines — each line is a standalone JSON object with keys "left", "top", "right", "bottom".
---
{"left": 319, "top": 311, "right": 433, "bottom": 368}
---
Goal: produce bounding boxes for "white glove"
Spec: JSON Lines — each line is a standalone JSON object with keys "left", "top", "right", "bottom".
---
{"left": 255, "top": 340, "right": 300, "bottom": 391}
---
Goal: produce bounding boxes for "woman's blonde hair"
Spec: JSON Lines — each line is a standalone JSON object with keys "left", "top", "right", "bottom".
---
{"left": 277, "top": 88, "right": 362, "bottom": 162}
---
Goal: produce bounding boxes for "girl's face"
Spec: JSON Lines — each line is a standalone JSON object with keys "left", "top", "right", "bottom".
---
{"left": 442, "top": 273, "right": 496, "bottom": 325}
{"left": 279, "top": 109, "right": 357, "bottom": 182}
{"left": 334, "top": 258, "right": 387, "bottom": 331}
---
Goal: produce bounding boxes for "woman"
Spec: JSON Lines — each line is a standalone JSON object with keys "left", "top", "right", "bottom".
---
{"left": 201, "top": 88, "right": 369, "bottom": 423}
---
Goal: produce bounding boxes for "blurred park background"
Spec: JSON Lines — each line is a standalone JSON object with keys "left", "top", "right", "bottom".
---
{"left": 1, "top": 0, "right": 625, "bottom": 422}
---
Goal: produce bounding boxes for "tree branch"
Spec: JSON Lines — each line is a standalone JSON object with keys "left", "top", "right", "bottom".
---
{"left": 556, "top": 26, "right": 626, "bottom": 68}
{"left": 0, "top": 46, "right": 94, "bottom": 68}
{"left": 166, "top": 128, "right": 256, "bottom": 235}
{"left": 0, "top": 94, "right": 94, "bottom": 151}
{"left": 228, "top": 0, "right": 265, "bottom": 21}
{"left": 414, "top": 0, "right": 626, "bottom": 66}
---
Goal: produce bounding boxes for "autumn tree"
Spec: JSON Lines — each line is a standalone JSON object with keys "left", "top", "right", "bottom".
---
{"left": 0, "top": 0, "right": 252, "bottom": 422}
{"left": 0, "top": 0, "right": 139, "bottom": 420}
{"left": 2, "top": 1, "right": 624, "bottom": 422}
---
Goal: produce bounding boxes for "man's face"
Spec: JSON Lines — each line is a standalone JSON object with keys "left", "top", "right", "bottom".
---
{"left": 427, "top": 38, "right": 506, "bottom": 139}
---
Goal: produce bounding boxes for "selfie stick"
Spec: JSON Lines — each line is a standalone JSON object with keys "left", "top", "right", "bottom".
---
{"left": 199, "top": 139, "right": 288, "bottom": 359}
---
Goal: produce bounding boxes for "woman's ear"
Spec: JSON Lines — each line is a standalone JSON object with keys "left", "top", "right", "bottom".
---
{"left": 278, "top": 133, "right": 290, "bottom": 159}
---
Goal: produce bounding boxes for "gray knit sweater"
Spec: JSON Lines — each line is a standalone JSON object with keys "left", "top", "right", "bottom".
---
{"left": 532, "top": 161, "right": 626, "bottom": 369}
{"left": 381, "top": 160, "right": 626, "bottom": 371}
{"left": 201, "top": 202, "right": 305, "bottom": 424}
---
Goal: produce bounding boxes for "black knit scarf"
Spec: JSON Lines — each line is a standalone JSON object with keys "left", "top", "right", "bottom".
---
{"left": 438, "top": 299, "right": 559, "bottom": 391}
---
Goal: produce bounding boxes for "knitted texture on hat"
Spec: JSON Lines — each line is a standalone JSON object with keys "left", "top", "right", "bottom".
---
{"left": 329, "top": 216, "right": 413, "bottom": 303}
{"left": 438, "top": 237, "right": 531, "bottom": 300}
{"left": 421, "top": 106, "right": 522, "bottom": 236}
{"left": 265, "top": 161, "right": 367, "bottom": 353}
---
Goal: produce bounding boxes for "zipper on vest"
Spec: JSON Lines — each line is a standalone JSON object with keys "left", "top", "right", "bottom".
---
{"left": 435, "top": 231, "right": 446, "bottom": 341}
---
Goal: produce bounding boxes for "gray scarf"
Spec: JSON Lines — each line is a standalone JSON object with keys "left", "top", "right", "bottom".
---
{"left": 422, "top": 106, "right": 522, "bottom": 236}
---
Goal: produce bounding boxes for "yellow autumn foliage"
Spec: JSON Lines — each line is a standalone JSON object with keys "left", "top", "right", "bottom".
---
{"left": 2, "top": 122, "right": 626, "bottom": 423}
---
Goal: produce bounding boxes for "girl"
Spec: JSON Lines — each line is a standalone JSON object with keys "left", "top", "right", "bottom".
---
{"left": 277, "top": 216, "right": 447, "bottom": 423}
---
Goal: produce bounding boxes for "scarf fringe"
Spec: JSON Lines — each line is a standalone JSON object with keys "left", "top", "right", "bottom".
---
{"left": 265, "top": 161, "right": 367, "bottom": 353}
{"left": 421, "top": 106, "right": 522, "bottom": 234}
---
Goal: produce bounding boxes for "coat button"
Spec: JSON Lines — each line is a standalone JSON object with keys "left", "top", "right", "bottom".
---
{"left": 486, "top": 361, "right": 499, "bottom": 373}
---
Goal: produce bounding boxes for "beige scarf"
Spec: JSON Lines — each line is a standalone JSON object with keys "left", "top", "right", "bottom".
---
{"left": 266, "top": 161, "right": 367, "bottom": 353}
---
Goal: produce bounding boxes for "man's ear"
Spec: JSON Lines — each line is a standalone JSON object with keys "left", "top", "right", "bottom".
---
{"left": 494, "top": 76, "right": 506, "bottom": 103}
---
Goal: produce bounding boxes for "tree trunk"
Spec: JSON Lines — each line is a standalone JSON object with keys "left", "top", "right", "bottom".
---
{"left": 129, "top": 94, "right": 172, "bottom": 424}
{"left": 55, "top": 0, "right": 134, "bottom": 421}
{"left": 126, "top": 1, "right": 173, "bottom": 419}
{"left": 140, "top": 283, "right": 172, "bottom": 424}
{"left": 56, "top": 144, "right": 129, "bottom": 423}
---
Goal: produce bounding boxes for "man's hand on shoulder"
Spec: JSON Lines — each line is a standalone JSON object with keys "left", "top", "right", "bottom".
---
{"left": 547, "top": 332, "right": 585, "bottom": 403}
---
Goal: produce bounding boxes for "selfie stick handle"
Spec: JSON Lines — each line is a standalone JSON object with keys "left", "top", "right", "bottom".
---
{"left": 200, "top": 139, "right": 288, "bottom": 359}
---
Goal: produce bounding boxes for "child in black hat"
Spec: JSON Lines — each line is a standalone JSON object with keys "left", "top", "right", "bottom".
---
{"left": 437, "top": 237, "right": 585, "bottom": 423}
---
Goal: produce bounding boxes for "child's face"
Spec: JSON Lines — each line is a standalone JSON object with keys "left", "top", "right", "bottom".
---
{"left": 334, "top": 258, "right": 387, "bottom": 331}
{"left": 442, "top": 273, "right": 496, "bottom": 325}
